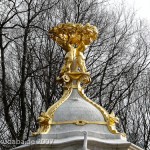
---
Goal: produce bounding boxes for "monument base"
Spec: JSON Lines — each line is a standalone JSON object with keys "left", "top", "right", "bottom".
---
{"left": 13, "top": 140, "right": 143, "bottom": 150}
{"left": 13, "top": 132, "right": 143, "bottom": 150}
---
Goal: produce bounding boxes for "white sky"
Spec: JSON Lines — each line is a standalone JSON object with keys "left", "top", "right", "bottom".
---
{"left": 109, "top": 0, "right": 150, "bottom": 24}
{"left": 126, "top": 0, "right": 150, "bottom": 22}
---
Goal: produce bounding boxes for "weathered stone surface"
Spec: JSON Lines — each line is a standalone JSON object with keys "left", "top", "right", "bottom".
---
{"left": 50, "top": 89, "right": 110, "bottom": 134}
{"left": 13, "top": 89, "right": 143, "bottom": 150}
{"left": 13, "top": 137, "right": 143, "bottom": 150}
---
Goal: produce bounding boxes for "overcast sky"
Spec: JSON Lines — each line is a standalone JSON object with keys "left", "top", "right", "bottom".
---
{"left": 109, "top": 0, "right": 150, "bottom": 24}
{"left": 126, "top": 0, "right": 150, "bottom": 22}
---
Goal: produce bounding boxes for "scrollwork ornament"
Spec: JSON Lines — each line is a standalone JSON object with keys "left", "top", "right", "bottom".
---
{"left": 80, "top": 74, "right": 91, "bottom": 84}
{"left": 62, "top": 74, "right": 70, "bottom": 82}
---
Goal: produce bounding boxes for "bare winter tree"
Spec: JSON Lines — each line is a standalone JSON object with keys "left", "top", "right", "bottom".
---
{"left": 0, "top": 0, "right": 59, "bottom": 149}
{"left": 0, "top": 0, "right": 150, "bottom": 149}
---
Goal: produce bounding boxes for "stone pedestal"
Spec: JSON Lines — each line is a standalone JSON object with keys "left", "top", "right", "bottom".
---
{"left": 13, "top": 131, "right": 143, "bottom": 150}
{"left": 13, "top": 138, "right": 143, "bottom": 150}
{"left": 13, "top": 89, "right": 143, "bottom": 150}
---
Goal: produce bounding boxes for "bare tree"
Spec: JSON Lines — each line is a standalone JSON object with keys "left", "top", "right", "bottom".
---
{"left": 0, "top": 0, "right": 150, "bottom": 149}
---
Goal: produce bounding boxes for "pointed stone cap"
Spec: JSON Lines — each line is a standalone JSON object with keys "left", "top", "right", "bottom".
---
{"left": 48, "top": 89, "right": 119, "bottom": 136}
{"left": 31, "top": 88, "right": 125, "bottom": 141}
{"left": 13, "top": 89, "right": 143, "bottom": 149}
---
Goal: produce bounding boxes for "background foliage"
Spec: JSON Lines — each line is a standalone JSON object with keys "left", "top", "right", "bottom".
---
{"left": 0, "top": 0, "right": 150, "bottom": 149}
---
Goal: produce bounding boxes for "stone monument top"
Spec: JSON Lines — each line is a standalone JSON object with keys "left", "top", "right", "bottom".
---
{"left": 32, "top": 23, "right": 121, "bottom": 137}
{"left": 13, "top": 23, "right": 143, "bottom": 150}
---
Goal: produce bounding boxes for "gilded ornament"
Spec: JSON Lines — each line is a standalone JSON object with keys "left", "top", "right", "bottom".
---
{"left": 49, "top": 23, "right": 98, "bottom": 81}
{"left": 33, "top": 23, "right": 124, "bottom": 137}
{"left": 32, "top": 112, "right": 52, "bottom": 136}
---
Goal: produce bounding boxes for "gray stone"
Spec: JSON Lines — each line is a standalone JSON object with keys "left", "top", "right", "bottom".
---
{"left": 50, "top": 89, "right": 110, "bottom": 134}
{"left": 12, "top": 89, "right": 143, "bottom": 150}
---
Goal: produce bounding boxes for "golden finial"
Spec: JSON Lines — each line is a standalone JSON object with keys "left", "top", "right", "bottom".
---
{"left": 32, "top": 23, "right": 124, "bottom": 137}
{"left": 49, "top": 23, "right": 98, "bottom": 89}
